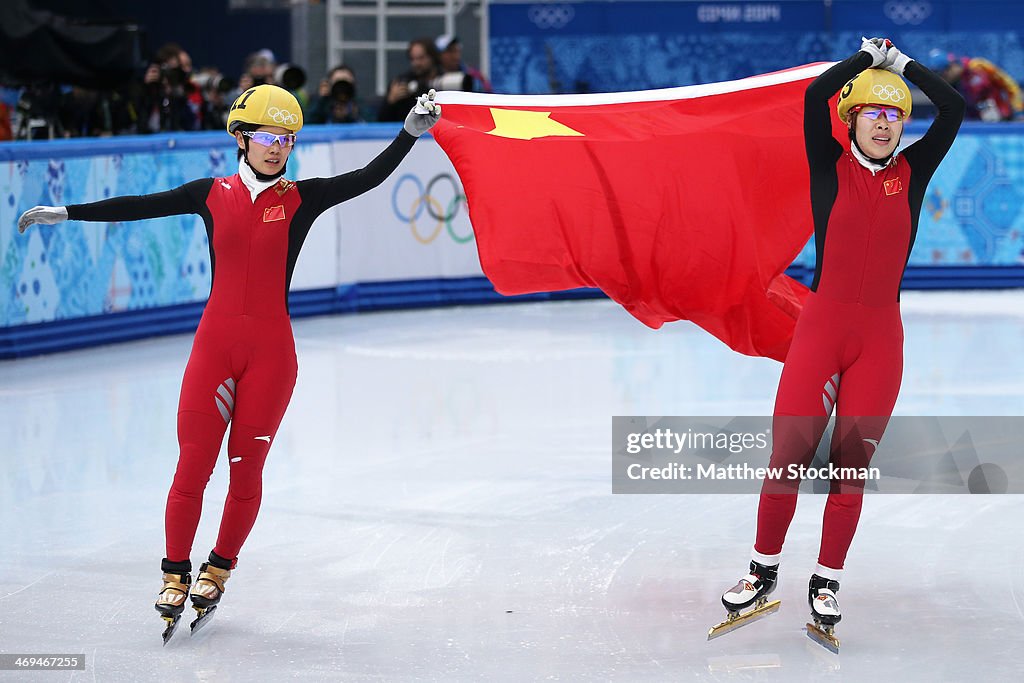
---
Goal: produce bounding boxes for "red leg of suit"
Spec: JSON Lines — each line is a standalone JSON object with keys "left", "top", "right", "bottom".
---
{"left": 754, "top": 296, "right": 902, "bottom": 570}
{"left": 164, "top": 313, "right": 297, "bottom": 566}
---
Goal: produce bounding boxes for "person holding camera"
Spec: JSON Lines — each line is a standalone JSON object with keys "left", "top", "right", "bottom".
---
{"left": 137, "top": 43, "right": 201, "bottom": 133}
{"left": 436, "top": 34, "right": 491, "bottom": 94}
{"left": 310, "top": 65, "right": 362, "bottom": 124}
{"left": 378, "top": 38, "right": 441, "bottom": 122}
{"left": 194, "top": 67, "right": 236, "bottom": 131}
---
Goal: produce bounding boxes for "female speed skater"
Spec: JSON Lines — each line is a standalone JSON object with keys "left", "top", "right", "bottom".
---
{"left": 710, "top": 38, "right": 964, "bottom": 650}
{"left": 17, "top": 84, "right": 442, "bottom": 643}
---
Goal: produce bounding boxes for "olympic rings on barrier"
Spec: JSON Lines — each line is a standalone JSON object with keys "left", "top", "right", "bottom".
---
{"left": 392, "top": 173, "right": 474, "bottom": 245}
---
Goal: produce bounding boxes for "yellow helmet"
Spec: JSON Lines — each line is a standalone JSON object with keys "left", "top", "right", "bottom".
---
{"left": 836, "top": 69, "right": 912, "bottom": 121}
{"left": 226, "top": 84, "right": 303, "bottom": 135}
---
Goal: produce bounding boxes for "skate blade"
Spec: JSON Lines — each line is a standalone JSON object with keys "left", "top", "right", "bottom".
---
{"left": 707, "top": 599, "right": 781, "bottom": 640}
{"left": 160, "top": 615, "right": 181, "bottom": 646}
{"left": 805, "top": 621, "right": 840, "bottom": 653}
{"left": 189, "top": 605, "right": 218, "bottom": 635}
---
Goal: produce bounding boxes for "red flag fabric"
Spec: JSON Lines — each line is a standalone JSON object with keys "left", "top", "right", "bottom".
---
{"left": 433, "top": 64, "right": 844, "bottom": 362}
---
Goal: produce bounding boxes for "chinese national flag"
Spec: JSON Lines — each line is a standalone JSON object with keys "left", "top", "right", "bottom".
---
{"left": 433, "top": 64, "right": 840, "bottom": 362}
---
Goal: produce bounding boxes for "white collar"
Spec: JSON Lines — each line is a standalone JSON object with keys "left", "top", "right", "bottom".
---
{"left": 850, "top": 143, "right": 896, "bottom": 176}
{"left": 237, "top": 159, "right": 281, "bottom": 203}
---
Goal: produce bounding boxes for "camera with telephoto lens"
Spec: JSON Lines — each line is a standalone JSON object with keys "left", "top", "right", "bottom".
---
{"left": 330, "top": 79, "right": 355, "bottom": 102}
{"left": 275, "top": 64, "right": 307, "bottom": 93}
{"left": 407, "top": 71, "right": 473, "bottom": 93}
{"left": 194, "top": 72, "right": 235, "bottom": 95}
{"left": 161, "top": 65, "right": 187, "bottom": 89}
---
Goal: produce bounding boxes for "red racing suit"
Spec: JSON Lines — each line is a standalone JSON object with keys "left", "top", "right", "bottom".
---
{"left": 754, "top": 54, "right": 964, "bottom": 572}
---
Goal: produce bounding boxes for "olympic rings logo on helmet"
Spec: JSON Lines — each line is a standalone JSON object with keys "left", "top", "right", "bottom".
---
{"left": 392, "top": 174, "right": 473, "bottom": 245}
{"left": 870, "top": 84, "right": 906, "bottom": 103}
{"left": 267, "top": 106, "right": 300, "bottom": 126}
{"left": 837, "top": 70, "right": 912, "bottom": 120}
{"left": 226, "top": 84, "right": 303, "bottom": 134}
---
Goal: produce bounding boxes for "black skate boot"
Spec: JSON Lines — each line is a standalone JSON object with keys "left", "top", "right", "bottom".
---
{"left": 708, "top": 560, "right": 782, "bottom": 640}
{"left": 155, "top": 559, "right": 192, "bottom": 645}
{"left": 189, "top": 552, "right": 232, "bottom": 635}
{"left": 806, "top": 573, "right": 842, "bottom": 653}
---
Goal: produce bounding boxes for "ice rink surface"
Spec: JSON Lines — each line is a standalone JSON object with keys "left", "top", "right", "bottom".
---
{"left": 1, "top": 291, "right": 1022, "bottom": 681}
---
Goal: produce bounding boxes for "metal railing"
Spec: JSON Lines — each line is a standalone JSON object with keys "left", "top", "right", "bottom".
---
{"left": 326, "top": 0, "right": 488, "bottom": 96}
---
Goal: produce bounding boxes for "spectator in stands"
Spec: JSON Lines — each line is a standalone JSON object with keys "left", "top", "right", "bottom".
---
{"left": 239, "top": 49, "right": 278, "bottom": 93}
{"left": 173, "top": 46, "right": 206, "bottom": 128}
{"left": 926, "top": 49, "right": 1024, "bottom": 121}
{"left": 0, "top": 96, "right": 11, "bottom": 141}
{"left": 137, "top": 42, "right": 202, "bottom": 133}
{"left": 378, "top": 38, "right": 440, "bottom": 122}
{"left": 107, "top": 85, "right": 140, "bottom": 135}
{"left": 59, "top": 87, "right": 111, "bottom": 137}
{"left": 194, "top": 67, "right": 235, "bottom": 131}
{"left": 309, "top": 65, "right": 362, "bottom": 124}
{"left": 12, "top": 84, "right": 64, "bottom": 139}
{"left": 435, "top": 34, "right": 492, "bottom": 93}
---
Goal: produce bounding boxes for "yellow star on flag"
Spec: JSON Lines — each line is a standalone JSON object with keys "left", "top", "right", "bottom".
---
{"left": 486, "top": 108, "right": 585, "bottom": 140}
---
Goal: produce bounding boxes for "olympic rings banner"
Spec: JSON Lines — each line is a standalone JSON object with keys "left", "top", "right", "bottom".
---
{"left": 332, "top": 140, "right": 482, "bottom": 282}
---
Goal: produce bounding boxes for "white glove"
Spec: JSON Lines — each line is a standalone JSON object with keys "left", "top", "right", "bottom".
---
{"left": 860, "top": 36, "right": 891, "bottom": 68}
{"left": 882, "top": 44, "right": 913, "bottom": 75}
{"left": 18, "top": 205, "right": 68, "bottom": 234}
{"left": 404, "top": 89, "right": 442, "bottom": 137}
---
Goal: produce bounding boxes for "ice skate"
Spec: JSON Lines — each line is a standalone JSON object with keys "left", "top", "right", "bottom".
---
{"left": 189, "top": 562, "right": 231, "bottom": 635}
{"left": 155, "top": 570, "right": 192, "bottom": 645}
{"left": 805, "top": 574, "right": 841, "bottom": 653}
{"left": 708, "top": 561, "right": 781, "bottom": 640}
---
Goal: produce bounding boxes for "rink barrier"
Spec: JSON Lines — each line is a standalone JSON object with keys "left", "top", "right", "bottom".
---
{"left": 0, "top": 277, "right": 603, "bottom": 359}
{"left": 4, "top": 265, "right": 1023, "bottom": 359}
{"left": 3, "top": 121, "right": 1024, "bottom": 359}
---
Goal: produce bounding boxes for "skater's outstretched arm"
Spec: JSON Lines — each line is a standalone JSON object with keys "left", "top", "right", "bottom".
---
{"left": 17, "top": 179, "right": 213, "bottom": 233}
{"left": 298, "top": 90, "right": 442, "bottom": 215}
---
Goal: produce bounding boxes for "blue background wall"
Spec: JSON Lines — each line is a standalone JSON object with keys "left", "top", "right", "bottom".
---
{"left": 489, "top": 0, "right": 1024, "bottom": 93}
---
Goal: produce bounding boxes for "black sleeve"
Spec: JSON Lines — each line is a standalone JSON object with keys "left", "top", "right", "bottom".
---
{"left": 66, "top": 178, "right": 213, "bottom": 222}
{"left": 297, "top": 130, "right": 417, "bottom": 216}
{"left": 804, "top": 52, "right": 874, "bottom": 171}
{"left": 900, "top": 60, "right": 966, "bottom": 181}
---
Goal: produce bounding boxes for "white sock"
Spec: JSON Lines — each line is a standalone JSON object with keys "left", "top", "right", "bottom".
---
{"left": 814, "top": 563, "right": 843, "bottom": 582}
{"left": 751, "top": 547, "right": 781, "bottom": 567}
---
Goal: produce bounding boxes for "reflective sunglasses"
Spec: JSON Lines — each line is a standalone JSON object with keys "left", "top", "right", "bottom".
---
{"left": 854, "top": 106, "right": 905, "bottom": 122}
{"left": 242, "top": 131, "right": 297, "bottom": 147}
